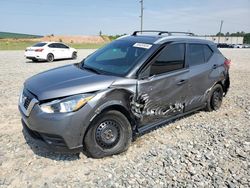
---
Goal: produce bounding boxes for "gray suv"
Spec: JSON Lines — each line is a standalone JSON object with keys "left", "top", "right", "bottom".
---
{"left": 19, "top": 31, "right": 230, "bottom": 158}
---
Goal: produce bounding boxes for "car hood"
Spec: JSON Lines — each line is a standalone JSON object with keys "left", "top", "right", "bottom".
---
{"left": 25, "top": 64, "right": 118, "bottom": 100}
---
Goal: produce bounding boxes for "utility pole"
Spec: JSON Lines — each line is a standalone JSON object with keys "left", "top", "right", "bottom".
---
{"left": 139, "top": 0, "right": 144, "bottom": 33}
{"left": 218, "top": 20, "right": 224, "bottom": 44}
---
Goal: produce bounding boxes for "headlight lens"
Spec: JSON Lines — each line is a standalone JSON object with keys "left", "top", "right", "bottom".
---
{"left": 40, "top": 94, "right": 94, "bottom": 113}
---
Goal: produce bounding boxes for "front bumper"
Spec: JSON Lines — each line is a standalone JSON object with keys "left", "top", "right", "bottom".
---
{"left": 19, "top": 101, "right": 94, "bottom": 152}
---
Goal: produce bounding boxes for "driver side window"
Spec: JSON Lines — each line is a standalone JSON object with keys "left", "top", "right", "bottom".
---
{"left": 150, "top": 43, "right": 185, "bottom": 76}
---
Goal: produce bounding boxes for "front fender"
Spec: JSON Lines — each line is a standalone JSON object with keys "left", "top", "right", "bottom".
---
{"left": 79, "top": 88, "right": 137, "bottom": 140}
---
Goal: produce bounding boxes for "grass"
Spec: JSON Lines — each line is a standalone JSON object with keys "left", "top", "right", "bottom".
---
{"left": 0, "top": 41, "right": 35, "bottom": 50}
{"left": 0, "top": 32, "right": 43, "bottom": 39}
{"left": 0, "top": 40, "right": 107, "bottom": 50}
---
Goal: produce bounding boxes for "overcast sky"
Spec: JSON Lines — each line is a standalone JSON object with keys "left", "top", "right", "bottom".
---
{"left": 0, "top": 0, "right": 249, "bottom": 36}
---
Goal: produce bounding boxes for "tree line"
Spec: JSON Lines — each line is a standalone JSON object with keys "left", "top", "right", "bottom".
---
{"left": 216, "top": 31, "right": 250, "bottom": 43}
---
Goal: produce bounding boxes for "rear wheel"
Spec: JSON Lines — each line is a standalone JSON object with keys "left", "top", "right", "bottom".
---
{"left": 206, "top": 84, "right": 223, "bottom": 111}
{"left": 84, "top": 110, "right": 132, "bottom": 158}
{"left": 47, "top": 53, "right": 54, "bottom": 62}
{"left": 72, "top": 52, "right": 77, "bottom": 59}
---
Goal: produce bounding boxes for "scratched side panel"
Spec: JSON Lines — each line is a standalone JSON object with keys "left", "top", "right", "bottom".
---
{"left": 184, "top": 53, "right": 225, "bottom": 111}
{"left": 132, "top": 70, "right": 190, "bottom": 127}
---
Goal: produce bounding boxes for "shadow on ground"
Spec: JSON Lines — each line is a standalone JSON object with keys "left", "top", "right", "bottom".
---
{"left": 21, "top": 109, "right": 203, "bottom": 161}
{"left": 25, "top": 58, "right": 76, "bottom": 64}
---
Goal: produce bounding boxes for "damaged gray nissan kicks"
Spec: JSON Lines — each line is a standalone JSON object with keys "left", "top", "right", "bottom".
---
{"left": 19, "top": 31, "right": 230, "bottom": 158}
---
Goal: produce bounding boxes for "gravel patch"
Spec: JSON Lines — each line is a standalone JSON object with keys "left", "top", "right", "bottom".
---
{"left": 0, "top": 49, "right": 249, "bottom": 187}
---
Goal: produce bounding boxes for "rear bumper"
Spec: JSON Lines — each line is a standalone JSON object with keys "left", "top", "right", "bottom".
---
{"left": 223, "top": 73, "right": 230, "bottom": 96}
{"left": 25, "top": 56, "right": 46, "bottom": 61}
{"left": 24, "top": 52, "right": 46, "bottom": 60}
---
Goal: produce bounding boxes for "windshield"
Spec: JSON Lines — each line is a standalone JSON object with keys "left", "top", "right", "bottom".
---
{"left": 81, "top": 40, "right": 152, "bottom": 76}
{"left": 32, "top": 42, "right": 47, "bottom": 47}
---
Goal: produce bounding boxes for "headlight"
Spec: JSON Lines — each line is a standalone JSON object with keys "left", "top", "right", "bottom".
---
{"left": 40, "top": 94, "right": 94, "bottom": 113}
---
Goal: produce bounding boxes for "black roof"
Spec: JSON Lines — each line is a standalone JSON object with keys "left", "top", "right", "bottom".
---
{"left": 119, "top": 34, "right": 215, "bottom": 46}
{"left": 119, "top": 35, "right": 164, "bottom": 44}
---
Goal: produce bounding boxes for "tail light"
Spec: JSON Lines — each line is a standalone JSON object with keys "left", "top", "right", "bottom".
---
{"left": 224, "top": 58, "right": 231, "bottom": 69}
{"left": 35, "top": 48, "right": 44, "bottom": 52}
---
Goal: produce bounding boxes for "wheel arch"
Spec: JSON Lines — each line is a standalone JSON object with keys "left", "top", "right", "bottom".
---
{"left": 47, "top": 52, "right": 54, "bottom": 56}
{"left": 99, "top": 104, "right": 136, "bottom": 128}
{"left": 47, "top": 52, "right": 54, "bottom": 60}
{"left": 82, "top": 88, "right": 138, "bottom": 142}
{"left": 215, "top": 77, "right": 229, "bottom": 96}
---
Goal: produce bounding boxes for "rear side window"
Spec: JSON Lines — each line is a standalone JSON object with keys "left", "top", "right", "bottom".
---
{"left": 58, "top": 43, "right": 69, "bottom": 49}
{"left": 48, "top": 44, "right": 55, "bottom": 48}
{"left": 187, "top": 44, "right": 213, "bottom": 66}
{"left": 33, "top": 42, "right": 46, "bottom": 47}
{"left": 204, "top": 45, "right": 213, "bottom": 62}
{"left": 48, "top": 43, "right": 59, "bottom": 48}
{"left": 150, "top": 43, "right": 185, "bottom": 75}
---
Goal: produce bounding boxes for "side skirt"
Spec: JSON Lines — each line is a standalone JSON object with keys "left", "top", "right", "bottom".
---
{"left": 136, "top": 105, "right": 205, "bottom": 137}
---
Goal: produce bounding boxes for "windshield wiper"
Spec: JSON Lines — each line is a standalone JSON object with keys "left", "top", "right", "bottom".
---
{"left": 82, "top": 65, "right": 101, "bottom": 74}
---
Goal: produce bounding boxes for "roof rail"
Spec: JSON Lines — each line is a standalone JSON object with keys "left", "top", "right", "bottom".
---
{"left": 132, "top": 30, "right": 195, "bottom": 36}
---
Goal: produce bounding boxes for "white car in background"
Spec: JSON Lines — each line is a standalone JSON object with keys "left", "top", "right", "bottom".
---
{"left": 233, "top": 44, "right": 243, "bottom": 48}
{"left": 25, "top": 42, "right": 77, "bottom": 62}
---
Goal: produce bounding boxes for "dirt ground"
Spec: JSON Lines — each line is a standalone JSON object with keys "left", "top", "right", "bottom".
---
{"left": 0, "top": 49, "right": 249, "bottom": 187}
{"left": 1, "top": 35, "right": 110, "bottom": 44}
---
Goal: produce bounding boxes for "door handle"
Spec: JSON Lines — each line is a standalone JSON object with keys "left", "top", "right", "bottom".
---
{"left": 213, "top": 64, "right": 219, "bottom": 69}
{"left": 177, "top": 79, "right": 187, "bottom": 85}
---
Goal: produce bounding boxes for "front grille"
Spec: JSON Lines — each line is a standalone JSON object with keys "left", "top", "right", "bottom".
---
{"left": 23, "top": 94, "right": 32, "bottom": 109}
{"left": 19, "top": 89, "right": 38, "bottom": 116}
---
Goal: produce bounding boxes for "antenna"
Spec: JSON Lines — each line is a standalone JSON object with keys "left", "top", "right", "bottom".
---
{"left": 139, "top": 0, "right": 144, "bottom": 33}
{"left": 218, "top": 20, "right": 224, "bottom": 44}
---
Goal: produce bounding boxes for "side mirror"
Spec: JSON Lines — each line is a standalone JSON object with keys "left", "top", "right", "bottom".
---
{"left": 147, "top": 74, "right": 155, "bottom": 80}
{"left": 138, "top": 67, "right": 155, "bottom": 80}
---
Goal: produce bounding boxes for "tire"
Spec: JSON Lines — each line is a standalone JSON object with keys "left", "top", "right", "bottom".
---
{"left": 205, "top": 84, "right": 223, "bottom": 111}
{"left": 47, "top": 53, "right": 54, "bottom": 62}
{"left": 72, "top": 52, "right": 77, "bottom": 59}
{"left": 84, "top": 110, "right": 132, "bottom": 158}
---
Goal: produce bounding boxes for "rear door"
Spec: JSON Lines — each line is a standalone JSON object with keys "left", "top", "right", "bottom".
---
{"left": 184, "top": 43, "right": 216, "bottom": 110}
{"left": 48, "top": 43, "right": 62, "bottom": 59}
{"left": 135, "top": 43, "right": 190, "bottom": 126}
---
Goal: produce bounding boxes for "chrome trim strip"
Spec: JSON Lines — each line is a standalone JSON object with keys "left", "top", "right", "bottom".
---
{"left": 19, "top": 89, "right": 39, "bottom": 117}
{"left": 19, "top": 98, "right": 39, "bottom": 116}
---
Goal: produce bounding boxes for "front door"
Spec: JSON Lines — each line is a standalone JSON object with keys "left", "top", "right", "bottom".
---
{"left": 132, "top": 43, "right": 190, "bottom": 127}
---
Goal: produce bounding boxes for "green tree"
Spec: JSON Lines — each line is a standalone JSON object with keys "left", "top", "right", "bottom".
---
{"left": 216, "top": 32, "right": 224, "bottom": 36}
{"left": 243, "top": 33, "right": 250, "bottom": 44}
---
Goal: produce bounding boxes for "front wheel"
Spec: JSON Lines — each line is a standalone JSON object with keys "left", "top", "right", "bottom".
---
{"left": 84, "top": 110, "right": 132, "bottom": 158}
{"left": 205, "top": 84, "right": 223, "bottom": 111}
{"left": 72, "top": 52, "right": 77, "bottom": 59}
